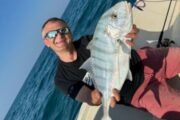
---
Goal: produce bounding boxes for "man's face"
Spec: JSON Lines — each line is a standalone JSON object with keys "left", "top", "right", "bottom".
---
{"left": 42, "top": 21, "right": 73, "bottom": 53}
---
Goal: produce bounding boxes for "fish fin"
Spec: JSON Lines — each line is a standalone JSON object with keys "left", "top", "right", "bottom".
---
{"left": 80, "top": 58, "right": 99, "bottom": 88}
{"left": 82, "top": 72, "right": 94, "bottom": 86}
{"left": 79, "top": 58, "right": 93, "bottom": 75}
{"left": 127, "top": 70, "right": 133, "bottom": 81}
{"left": 87, "top": 39, "right": 94, "bottom": 49}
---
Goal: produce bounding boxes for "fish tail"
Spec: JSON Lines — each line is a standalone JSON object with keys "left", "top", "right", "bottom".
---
{"left": 101, "top": 106, "right": 112, "bottom": 120}
{"left": 101, "top": 115, "right": 112, "bottom": 120}
{"left": 101, "top": 97, "right": 111, "bottom": 120}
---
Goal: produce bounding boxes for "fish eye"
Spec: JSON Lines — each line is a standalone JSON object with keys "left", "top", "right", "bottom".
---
{"left": 111, "top": 13, "right": 117, "bottom": 19}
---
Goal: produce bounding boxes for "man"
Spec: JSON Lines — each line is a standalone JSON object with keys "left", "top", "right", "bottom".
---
{"left": 41, "top": 17, "right": 138, "bottom": 105}
{"left": 42, "top": 17, "right": 180, "bottom": 119}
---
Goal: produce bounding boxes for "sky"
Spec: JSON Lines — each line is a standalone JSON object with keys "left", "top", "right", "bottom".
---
{"left": 0, "top": 0, "right": 70, "bottom": 119}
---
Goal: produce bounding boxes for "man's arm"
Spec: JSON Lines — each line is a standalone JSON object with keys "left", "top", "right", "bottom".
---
{"left": 75, "top": 86, "right": 101, "bottom": 106}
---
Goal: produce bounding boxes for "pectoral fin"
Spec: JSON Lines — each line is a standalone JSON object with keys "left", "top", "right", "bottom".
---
{"left": 127, "top": 70, "right": 133, "bottom": 81}
{"left": 79, "top": 58, "right": 93, "bottom": 75}
{"left": 80, "top": 58, "right": 97, "bottom": 87}
{"left": 87, "top": 39, "right": 94, "bottom": 49}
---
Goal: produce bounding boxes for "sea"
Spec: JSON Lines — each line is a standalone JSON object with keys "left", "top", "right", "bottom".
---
{"left": 5, "top": 0, "right": 135, "bottom": 120}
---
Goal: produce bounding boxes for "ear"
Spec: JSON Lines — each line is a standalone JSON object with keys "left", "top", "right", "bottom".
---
{"left": 43, "top": 39, "right": 50, "bottom": 47}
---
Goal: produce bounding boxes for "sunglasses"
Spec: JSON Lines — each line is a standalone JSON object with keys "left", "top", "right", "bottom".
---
{"left": 45, "top": 27, "right": 70, "bottom": 39}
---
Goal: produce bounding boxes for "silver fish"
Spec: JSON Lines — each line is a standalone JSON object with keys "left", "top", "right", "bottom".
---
{"left": 80, "top": 1, "right": 133, "bottom": 120}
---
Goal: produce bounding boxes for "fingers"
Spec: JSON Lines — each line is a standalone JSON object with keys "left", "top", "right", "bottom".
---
{"left": 91, "top": 89, "right": 102, "bottom": 105}
{"left": 126, "top": 25, "right": 139, "bottom": 38}
{"left": 110, "top": 97, "right": 116, "bottom": 108}
{"left": 112, "top": 89, "right": 120, "bottom": 101}
{"left": 125, "top": 24, "right": 139, "bottom": 46}
{"left": 91, "top": 89, "right": 120, "bottom": 107}
{"left": 132, "top": 24, "right": 139, "bottom": 34}
{"left": 110, "top": 89, "right": 120, "bottom": 108}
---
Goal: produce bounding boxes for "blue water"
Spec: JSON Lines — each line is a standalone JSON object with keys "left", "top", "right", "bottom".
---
{"left": 5, "top": 0, "right": 135, "bottom": 120}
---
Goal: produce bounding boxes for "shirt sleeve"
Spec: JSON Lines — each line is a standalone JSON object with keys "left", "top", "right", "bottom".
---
{"left": 75, "top": 84, "right": 95, "bottom": 105}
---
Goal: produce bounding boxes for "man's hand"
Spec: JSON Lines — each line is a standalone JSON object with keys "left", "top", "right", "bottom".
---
{"left": 91, "top": 88, "right": 120, "bottom": 108}
{"left": 110, "top": 89, "right": 120, "bottom": 108}
{"left": 125, "top": 24, "right": 139, "bottom": 46}
{"left": 91, "top": 89, "right": 102, "bottom": 105}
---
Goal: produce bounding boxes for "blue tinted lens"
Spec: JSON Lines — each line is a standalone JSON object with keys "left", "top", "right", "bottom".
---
{"left": 58, "top": 28, "right": 69, "bottom": 34}
{"left": 46, "top": 31, "right": 57, "bottom": 39}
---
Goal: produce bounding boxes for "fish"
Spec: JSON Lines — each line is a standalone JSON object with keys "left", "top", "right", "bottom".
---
{"left": 80, "top": 1, "right": 133, "bottom": 120}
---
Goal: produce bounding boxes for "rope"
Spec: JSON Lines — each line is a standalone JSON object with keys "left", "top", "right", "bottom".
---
{"left": 157, "top": 0, "right": 173, "bottom": 48}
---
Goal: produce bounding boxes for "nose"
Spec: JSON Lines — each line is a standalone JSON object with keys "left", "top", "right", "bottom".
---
{"left": 56, "top": 32, "right": 65, "bottom": 39}
{"left": 53, "top": 32, "right": 65, "bottom": 44}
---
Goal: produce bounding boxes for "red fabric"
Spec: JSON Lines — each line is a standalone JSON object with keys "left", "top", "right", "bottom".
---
{"left": 131, "top": 48, "right": 180, "bottom": 119}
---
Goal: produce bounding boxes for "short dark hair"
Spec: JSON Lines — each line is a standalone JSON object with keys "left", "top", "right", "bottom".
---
{"left": 41, "top": 17, "right": 67, "bottom": 30}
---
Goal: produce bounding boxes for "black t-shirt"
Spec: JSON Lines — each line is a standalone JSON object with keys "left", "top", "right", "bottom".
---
{"left": 55, "top": 35, "right": 143, "bottom": 104}
{"left": 54, "top": 35, "right": 94, "bottom": 98}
